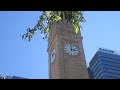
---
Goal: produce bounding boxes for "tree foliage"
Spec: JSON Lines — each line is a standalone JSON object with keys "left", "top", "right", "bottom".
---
{"left": 22, "top": 11, "right": 86, "bottom": 42}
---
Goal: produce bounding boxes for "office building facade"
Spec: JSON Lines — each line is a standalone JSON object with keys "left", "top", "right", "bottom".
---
{"left": 89, "top": 48, "right": 120, "bottom": 79}
{"left": 0, "top": 75, "right": 27, "bottom": 79}
{"left": 5, "top": 76, "right": 27, "bottom": 79}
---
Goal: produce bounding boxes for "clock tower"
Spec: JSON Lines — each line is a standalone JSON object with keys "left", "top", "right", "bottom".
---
{"left": 48, "top": 20, "right": 89, "bottom": 79}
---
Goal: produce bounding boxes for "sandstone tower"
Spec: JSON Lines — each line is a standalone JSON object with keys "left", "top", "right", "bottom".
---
{"left": 48, "top": 19, "right": 89, "bottom": 79}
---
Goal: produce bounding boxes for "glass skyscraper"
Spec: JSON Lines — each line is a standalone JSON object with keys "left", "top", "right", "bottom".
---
{"left": 89, "top": 48, "right": 120, "bottom": 79}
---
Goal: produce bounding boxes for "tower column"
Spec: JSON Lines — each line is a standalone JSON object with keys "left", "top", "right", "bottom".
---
{"left": 48, "top": 20, "right": 89, "bottom": 79}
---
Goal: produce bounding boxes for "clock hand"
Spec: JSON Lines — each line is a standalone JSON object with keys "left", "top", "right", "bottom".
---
{"left": 71, "top": 45, "right": 72, "bottom": 51}
{"left": 70, "top": 45, "right": 72, "bottom": 51}
{"left": 74, "top": 47, "right": 76, "bottom": 51}
{"left": 72, "top": 45, "right": 74, "bottom": 51}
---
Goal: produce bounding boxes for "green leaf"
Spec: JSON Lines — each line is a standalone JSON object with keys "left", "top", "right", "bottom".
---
{"left": 54, "top": 14, "right": 62, "bottom": 21}
{"left": 74, "top": 25, "right": 79, "bottom": 34}
{"left": 46, "top": 28, "right": 49, "bottom": 33}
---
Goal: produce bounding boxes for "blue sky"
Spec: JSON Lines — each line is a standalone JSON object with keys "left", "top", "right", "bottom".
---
{"left": 0, "top": 11, "right": 120, "bottom": 79}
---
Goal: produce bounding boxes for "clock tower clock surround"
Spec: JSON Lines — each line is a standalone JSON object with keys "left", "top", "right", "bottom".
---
{"left": 48, "top": 20, "right": 89, "bottom": 79}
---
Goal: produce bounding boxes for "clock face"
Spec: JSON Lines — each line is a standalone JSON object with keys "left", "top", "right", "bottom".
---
{"left": 50, "top": 48, "right": 56, "bottom": 63}
{"left": 64, "top": 44, "right": 79, "bottom": 56}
